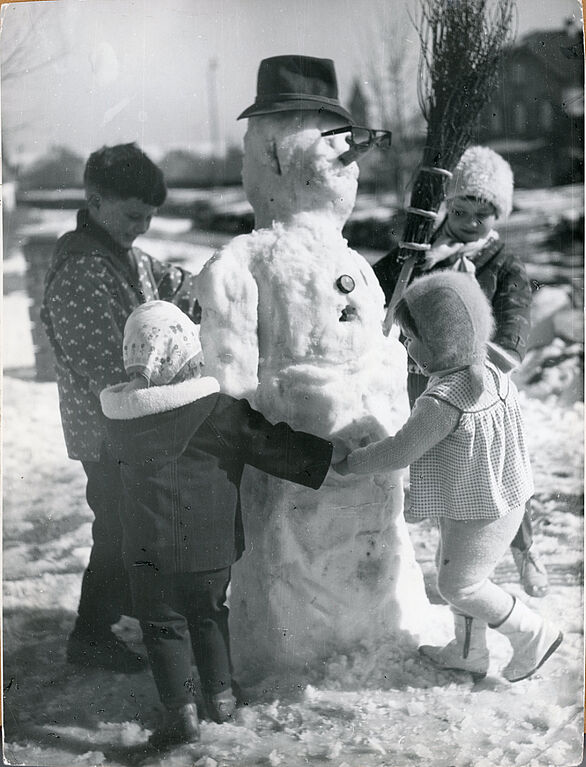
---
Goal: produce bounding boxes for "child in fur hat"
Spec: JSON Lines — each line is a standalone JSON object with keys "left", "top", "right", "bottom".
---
{"left": 373, "top": 145, "right": 549, "bottom": 598}
{"left": 100, "top": 301, "right": 339, "bottom": 751}
{"left": 334, "top": 271, "right": 563, "bottom": 684}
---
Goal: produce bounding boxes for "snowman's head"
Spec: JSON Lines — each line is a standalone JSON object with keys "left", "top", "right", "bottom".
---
{"left": 242, "top": 111, "right": 359, "bottom": 228}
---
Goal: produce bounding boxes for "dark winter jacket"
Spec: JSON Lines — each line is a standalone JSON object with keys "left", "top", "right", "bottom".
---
{"left": 40, "top": 209, "right": 201, "bottom": 461}
{"left": 373, "top": 224, "right": 532, "bottom": 362}
{"left": 100, "top": 377, "right": 333, "bottom": 573}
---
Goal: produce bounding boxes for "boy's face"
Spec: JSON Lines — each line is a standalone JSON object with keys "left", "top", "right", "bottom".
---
{"left": 88, "top": 194, "right": 157, "bottom": 249}
{"left": 446, "top": 196, "right": 497, "bottom": 243}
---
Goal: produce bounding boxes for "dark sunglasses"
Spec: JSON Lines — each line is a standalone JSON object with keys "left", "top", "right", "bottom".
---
{"left": 320, "top": 125, "right": 393, "bottom": 165}
{"left": 321, "top": 125, "right": 392, "bottom": 148}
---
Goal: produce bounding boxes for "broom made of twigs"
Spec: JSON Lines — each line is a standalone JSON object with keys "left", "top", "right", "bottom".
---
{"left": 382, "top": 0, "right": 516, "bottom": 335}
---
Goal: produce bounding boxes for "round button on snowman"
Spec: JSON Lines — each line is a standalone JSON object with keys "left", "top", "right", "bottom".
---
{"left": 198, "top": 56, "right": 431, "bottom": 682}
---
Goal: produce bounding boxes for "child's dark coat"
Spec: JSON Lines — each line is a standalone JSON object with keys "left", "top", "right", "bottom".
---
{"left": 104, "top": 389, "right": 333, "bottom": 573}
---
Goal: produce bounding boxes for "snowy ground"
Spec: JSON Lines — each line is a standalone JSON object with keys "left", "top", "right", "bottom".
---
{"left": 2, "top": 190, "right": 584, "bottom": 767}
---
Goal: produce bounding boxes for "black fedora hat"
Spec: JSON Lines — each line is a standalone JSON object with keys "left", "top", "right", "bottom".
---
{"left": 237, "top": 55, "right": 354, "bottom": 122}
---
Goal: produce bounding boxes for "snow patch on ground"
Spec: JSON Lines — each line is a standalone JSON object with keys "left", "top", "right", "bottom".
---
{"left": 2, "top": 186, "right": 583, "bottom": 766}
{"left": 2, "top": 370, "right": 583, "bottom": 767}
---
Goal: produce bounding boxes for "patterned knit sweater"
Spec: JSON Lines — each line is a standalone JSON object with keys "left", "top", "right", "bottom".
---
{"left": 41, "top": 209, "right": 200, "bottom": 461}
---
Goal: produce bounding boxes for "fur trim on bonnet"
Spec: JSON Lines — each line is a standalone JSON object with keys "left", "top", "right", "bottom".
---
{"left": 448, "top": 145, "right": 514, "bottom": 219}
{"left": 401, "top": 271, "right": 495, "bottom": 381}
{"left": 123, "top": 300, "right": 203, "bottom": 386}
{"left": 100, "top": 376, "right": 220, "bottom": 420}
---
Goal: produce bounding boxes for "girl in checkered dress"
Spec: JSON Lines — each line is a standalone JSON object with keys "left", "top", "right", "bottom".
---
{"left": 335, "top": 271, "right": 562, "bottom": 683}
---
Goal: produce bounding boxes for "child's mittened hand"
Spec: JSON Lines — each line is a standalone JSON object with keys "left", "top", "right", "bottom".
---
{"left": 331, "top": 439, "right": 350, "bottom": 464}
{"left": 331, "top": 457, "right": 351, "bottom": 476}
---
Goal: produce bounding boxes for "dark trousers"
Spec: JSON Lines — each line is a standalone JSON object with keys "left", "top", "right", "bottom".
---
{"left": 407, "top": 370, "right": 533, "bottom": 552}
{"left": 73, "top": 444, "right": 132, "bottom": 636}
{"left": 129, "top": 567, "right": 232, "bottom": 710}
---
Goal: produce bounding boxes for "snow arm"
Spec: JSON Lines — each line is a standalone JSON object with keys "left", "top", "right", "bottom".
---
{"left": 197, "top": 242, "right": 260, "bottom": 399}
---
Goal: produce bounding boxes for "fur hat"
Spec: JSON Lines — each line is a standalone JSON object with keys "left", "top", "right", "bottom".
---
{"left": 400, "top": 271, "right": 495, "bottom": 377}
{"left": 123, "top": 301, "right": 202, "bottom": 386}
{"left": 448, "top": 146, "right": 514, "bottom": 219}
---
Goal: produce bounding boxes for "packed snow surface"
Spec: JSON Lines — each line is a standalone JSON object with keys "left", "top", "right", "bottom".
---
{"left": 3, "top": 183, "right": 584, "bottom": 765}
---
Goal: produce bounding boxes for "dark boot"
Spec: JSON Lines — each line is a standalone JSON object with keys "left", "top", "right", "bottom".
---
{"left": 205, "top": 689, "right": 237, "bottom": 723}
{"left": 148, "top": 703, "right": 200, "bottom": 750}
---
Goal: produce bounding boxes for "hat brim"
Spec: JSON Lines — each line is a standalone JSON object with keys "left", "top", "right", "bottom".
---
{"left": 237, "top": 98, "right": 354, "bottom": 123}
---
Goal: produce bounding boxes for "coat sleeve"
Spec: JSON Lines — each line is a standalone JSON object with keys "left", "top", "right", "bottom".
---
{"left": 347, "top": 395, "right": 459, "bottom": 474}
{"left": 42, "top": 257, "right": 127, "bottom": 396}
{"left": 491, "top": 252, "right": 532, "bottom": 362}
{"left": 200, "top": 395, "right": 333, "bottom": 489}
{"left": 147, "top": 254, "right": 202, "bottom": 323}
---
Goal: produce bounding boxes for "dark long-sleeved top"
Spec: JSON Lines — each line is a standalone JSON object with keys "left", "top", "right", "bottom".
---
{"left": 40, "top": 209, "right": 201, "bottom": 461}
{"left": 101, "top": 379, "right": 333, "bottom": 572}
{"left": 373, "top": 224, "right": 532, "bottom": 362}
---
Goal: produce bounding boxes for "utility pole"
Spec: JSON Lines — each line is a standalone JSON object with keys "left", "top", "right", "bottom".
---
{"left": 207, "top": 57, "right": 220, "bottom": 184}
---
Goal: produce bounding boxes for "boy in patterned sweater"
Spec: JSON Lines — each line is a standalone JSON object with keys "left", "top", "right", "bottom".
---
{"left": 41, "top": 143, "right": 201, "bottom": 673}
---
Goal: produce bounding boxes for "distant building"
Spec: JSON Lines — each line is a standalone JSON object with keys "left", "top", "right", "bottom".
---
{"left": 476, "top": 20, "right": 584, "bottom": 187}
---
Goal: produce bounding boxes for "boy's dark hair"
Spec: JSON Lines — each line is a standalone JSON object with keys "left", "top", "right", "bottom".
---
{"left": 84, "top": 143, "right": 167, "bottom": 206}
{"left": 393, "top": 296, "right": 420, "bottom": 340}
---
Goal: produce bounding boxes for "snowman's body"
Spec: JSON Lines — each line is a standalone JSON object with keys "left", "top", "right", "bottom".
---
{"left": 198, "top": 114, "right": 430, "bottom": 679}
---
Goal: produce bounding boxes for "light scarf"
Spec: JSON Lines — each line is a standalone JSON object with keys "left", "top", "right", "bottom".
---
{"left": 421, "top": 229, "right": 499, "bottom": 274}
{"left": 123, "top": 300, "right": 203, "bottom": 385}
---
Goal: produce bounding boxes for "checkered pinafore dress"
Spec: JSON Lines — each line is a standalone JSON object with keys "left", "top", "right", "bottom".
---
{"left": 409, "top": 363, "right": 534, "bottom": 520}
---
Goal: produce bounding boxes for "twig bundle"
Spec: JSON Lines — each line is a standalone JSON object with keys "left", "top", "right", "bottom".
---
{"left": 383, "top": 0, "right": 516, "bottom": 330}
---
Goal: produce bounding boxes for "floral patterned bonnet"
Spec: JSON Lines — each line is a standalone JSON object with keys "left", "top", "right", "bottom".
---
{"left": 123, "top": 301, "right": 203, "bottom": 386}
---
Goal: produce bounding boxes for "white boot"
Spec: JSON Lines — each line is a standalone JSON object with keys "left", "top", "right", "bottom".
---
{"left": 419, "top": 611, "right": 490, "bottom": 681}
{"left": 495, "top": 597, "right": 563, "bottom": 682}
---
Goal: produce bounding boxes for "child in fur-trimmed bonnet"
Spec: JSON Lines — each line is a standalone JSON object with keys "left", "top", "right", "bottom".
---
{"left": 333, "top": 271, "right": 563, "bottom": 683}
{"left": 100, "top": 300, "right": 340, "bottom": 751}
{"left": 373, "top": 145, "right": 549, "bottom": 598}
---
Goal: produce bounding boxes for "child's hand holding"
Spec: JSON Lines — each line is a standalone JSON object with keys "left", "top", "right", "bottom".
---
{"left": 331, "top": 439, "right": 352, "bottom": 476}
{"left": 331, "top": 456, "right": 351, "bottom": 476}
{"left": 331, "top": 438, "right": 350, "bottom": 465}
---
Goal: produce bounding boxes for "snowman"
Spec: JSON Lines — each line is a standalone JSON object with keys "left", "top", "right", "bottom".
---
{"left": 198, "top": 56, "right": 431, "bottom": 682}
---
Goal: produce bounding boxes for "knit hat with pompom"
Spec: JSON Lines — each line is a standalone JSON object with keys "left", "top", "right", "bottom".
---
{"left": 400, "top": 271, "right": 495, "bottom": 395}
{"left": 448, "top": 146, "right": 514, "bottom": 219}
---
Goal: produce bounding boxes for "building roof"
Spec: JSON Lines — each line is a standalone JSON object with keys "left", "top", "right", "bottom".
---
{"left": 516, "top": 25, "right": 583, "bottom": 84}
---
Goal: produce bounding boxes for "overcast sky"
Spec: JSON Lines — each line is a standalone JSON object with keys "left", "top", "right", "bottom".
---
{"left": 0, "top": 0, "right": 582, "bottom": 163}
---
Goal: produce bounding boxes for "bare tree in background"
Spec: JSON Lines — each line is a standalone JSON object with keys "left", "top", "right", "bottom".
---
{"left": 359, "top": 6, "right": 425, "bottom": 206}
{"left": 1, "top": 2, "right": 69, "bottom": 162}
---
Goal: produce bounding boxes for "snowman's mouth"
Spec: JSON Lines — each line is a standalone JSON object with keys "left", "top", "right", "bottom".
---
{"left": 339, "top": 306, "right": 358, "bottom": 322}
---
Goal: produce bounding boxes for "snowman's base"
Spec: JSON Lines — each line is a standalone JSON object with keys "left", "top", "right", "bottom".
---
{"left": 229, "top": 467, "right": 432, "bottom": 684}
